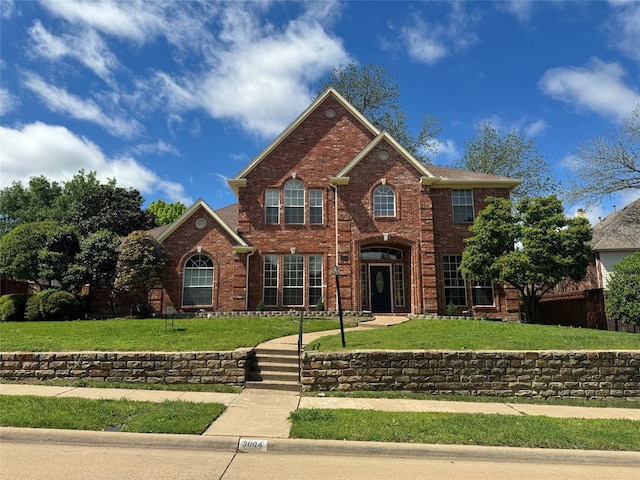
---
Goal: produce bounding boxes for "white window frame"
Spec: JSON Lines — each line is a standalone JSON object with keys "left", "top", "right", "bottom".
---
{"left": 308, "top": 255, "right": 323, "bottom": 307}
{"left": 283, "top": 254, "right": 304, "bottom": 306}
{"left": 265, "top": 189, "right": 280, "bottom": 225}
{"left": 472, "top": 279, "right": 494, "bottom": 306}
{"left": 309, "top": 189, "right": 323, "bottom": 224}
{"left": 452, "top": 189, "right": 474, "bottom": 223}
{"left": 182, "top": 254, "right": 214, "bottom": 307}
{"left": 263, "top": 254, "right": 279, "bottom": 306}
{"left": 373, "top": 185, "right": 396, "bottom": 217}
{"left": 443, "top": 255, "right": 467, "bottom": 306}
{"left": 284, "top": 180, "right": 305, "bottom": 224}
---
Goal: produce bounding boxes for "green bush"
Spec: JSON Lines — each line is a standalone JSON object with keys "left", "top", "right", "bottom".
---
{"left": 24, "top": 289, "right": 84, "bottom": 321}
{"left": 0, "top": 294, "right": 28, "bottom": 322}
{"left": 605, "top": 251, "right": 640, "bottom": 326}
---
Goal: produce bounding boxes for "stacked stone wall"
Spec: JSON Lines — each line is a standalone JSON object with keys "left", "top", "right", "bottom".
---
{"left": 0, "top": 349, "right": 254, "bottom": 385}
{"left": 301, "top": 350, "right": 640, "bottom": 400}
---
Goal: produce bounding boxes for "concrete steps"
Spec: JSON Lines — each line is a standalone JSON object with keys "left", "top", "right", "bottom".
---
{"left": 246, "top": 347, "right": 301, "bottom": 392}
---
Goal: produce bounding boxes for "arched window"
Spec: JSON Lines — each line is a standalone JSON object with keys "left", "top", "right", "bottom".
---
{"left": 284, "top": 179, "right": 304, "bottom": 224}
{"left": 373, "top": 185, "right": 396, "bottom": 217}
{"left": 182, "top": 254, "right": 213, "bottom": 306}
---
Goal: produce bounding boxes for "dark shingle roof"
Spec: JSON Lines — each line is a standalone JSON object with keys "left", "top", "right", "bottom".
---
{"left": 591, "top": 198, "right": 640, "bottom": 251}
{"left": 425, "top": 165, "right": 517, "bottom": 182}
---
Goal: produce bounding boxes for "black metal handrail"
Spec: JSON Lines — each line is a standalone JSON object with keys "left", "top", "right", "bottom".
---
{"left": 298, "top": 310, "right": 303, "bottom": 383}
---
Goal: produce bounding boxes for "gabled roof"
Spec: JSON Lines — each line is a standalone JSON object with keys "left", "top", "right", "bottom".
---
{"left": 228, "top": 88, "right": 380, "bottom": 195}
{"left": 331, "top": 132, "right": 521, "bottom": 189}
{"left": 592, "top": 198, "right": 640, "bottom": 251}
{"left": 152, "top": 199, "right": 253, "bottom": 252}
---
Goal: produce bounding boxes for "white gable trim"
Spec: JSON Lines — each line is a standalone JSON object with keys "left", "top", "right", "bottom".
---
{"left": 156, "top": 198, "right": 251, "bottom": 249}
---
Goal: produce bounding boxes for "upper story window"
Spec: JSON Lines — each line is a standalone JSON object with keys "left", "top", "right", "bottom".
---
{"left": 265, "top": 189, "right": 280, "bottom": 224}
{"left": 452, "top": 189, "right": 474, "bottom": 223}
{"left": 373, "top": 185, "right": 396, "bottom": 217}
{"left": 309, "top": 189, "right": 323, "bottom": 224}
{"left": 284, "top": 180, "right": 305, "bottom": 224}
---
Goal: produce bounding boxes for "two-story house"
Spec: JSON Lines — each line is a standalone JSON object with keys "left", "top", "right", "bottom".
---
{"left": 114, "top": 89, "right": 521, "bottom": 319}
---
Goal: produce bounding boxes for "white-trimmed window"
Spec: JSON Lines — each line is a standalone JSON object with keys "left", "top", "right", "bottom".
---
{"left": 472, "top": 280, "right": 494, "bottom": 306}
{"left": 394, "top": 264, "right": 405, "bottom": 307}
{"left": 443, "top": 255, "right": 467, "bottom": 306}
{"left": 452, "top": 189, "right": 474, "bottom": 223}
{"left": 309, "top": 189, "right": 323, "bottom": 224}
{"left": 265, "top": 189, "right": 280, "bottom": 224}
{"left": 182, "top": 254, "right": 213, "bottom": 306}
{"left": 284, "top": 180, "right": 305, "bottom": 224}
{"left": 308, "top": 255, "right": 323, "bottom": 307}
{"left": 263, "top": 255, "right": 278, "bottom": 306}
{"left": 373, "top": 185, "right": 396, "bottom": 217}
{"left": 283, "top": 254, "right": 304, "bottom": 306}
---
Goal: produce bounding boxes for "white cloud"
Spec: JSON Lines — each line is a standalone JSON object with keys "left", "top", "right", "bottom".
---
{"left": 0, "top": 88, "right": 19, "bottom": 116}
{"left": 539, "top": 58, "right": 638, "bottom": 121}
{"left": 495, "top": 0, "right": 534, "bottom": 22}
{"left": 127, "top": 141, "right": 180, "bottom": 157}
{"left": 23, "top": 73, "right": 143, "bottom": 138}
{"left": 524, "top": 119, "right": 548, "bottom": 137}
{"left": 476, "top": 115, "right": 548, "bottom": 138}
{"left": 607, "top": 1, "right": 640, "bottom": 61}
{"left": 430, "top": 138, "right": 460, "bottom": 162}
{"left": 401, "top": 3, "right": 479, "bottom": 65}
{"left": 28, "top": 20, "right": 118, "bottom": 82}
{"left": 1, "top": 0, "right": 15, "bottom": 19}
{"left": 0, "top": 122, "right": 192, "bottom": 205}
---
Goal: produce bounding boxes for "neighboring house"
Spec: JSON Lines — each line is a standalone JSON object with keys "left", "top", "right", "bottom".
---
{"left": 591, "top": 198, "right": 640, "bottom": 289}
{"left": 94, "top": 89, "right": 521, "bottom": 318}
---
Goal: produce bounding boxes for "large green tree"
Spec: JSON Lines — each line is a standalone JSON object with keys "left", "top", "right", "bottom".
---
{"left": 149, "top": 199, "right": 187, "bottom": 226}
{"left": 460, "top": 195, "right": 592, "bottom": 324}
{"left": 605, "top": 251, "right": 640, "bottom": 326}
{"left": 568, "top": 101, "right": 640, "bottom": 204}
{"left": 454, "top": 122, "right": 558, "bottom": 200}
{"left": 317, "top": 63, "right": 441, "bottom": 162}
{"left": 114, "top": 231, "right": 167, "bottom": 316}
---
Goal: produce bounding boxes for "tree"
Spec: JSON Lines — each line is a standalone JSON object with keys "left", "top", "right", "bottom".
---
{"left": 317, "top": 63, "right": 441, "bottom": 162}
{"left": 68, "top": 184, "right": 156, "bottom": 237}
{"left": 0, "top": 220, "right": 61, "bottom": 288}
{"left": 568, "top": 101, "right": 640, "bottom": 205}
{"left": 460, "top": 195, "right": 592, "bottom": 324}
{"left": 605, "top": 251, "right": 640, "bottom": 326}
{"left": 149, "top": 199, "right": 186, "bottom": 226}
{"left": 0, "top": 176, "right": 65, "bottom": 236}
{"left": 38, "top": 225, "right": 80, "bottom": 287}
{"left": 114, "top": 231, "right": 167, "bottom": 316}
{"left": 454, "top": 122, "right": 557, "bottom": 200}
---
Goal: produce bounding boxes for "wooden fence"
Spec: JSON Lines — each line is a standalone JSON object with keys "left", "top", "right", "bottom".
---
{"left": 538, "top": 289, "right": 607, "bottom": 330}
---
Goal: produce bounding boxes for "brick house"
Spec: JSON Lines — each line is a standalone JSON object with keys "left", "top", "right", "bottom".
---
{"left": 118, "top": 89, "right": 521, "bottom": 318}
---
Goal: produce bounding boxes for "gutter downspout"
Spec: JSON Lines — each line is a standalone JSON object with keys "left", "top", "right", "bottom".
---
{"left": 331, "top": 183, "right": 340, "bottom": 311}
{"left": 245, "top": 250, "right": 255, "bottom": 311}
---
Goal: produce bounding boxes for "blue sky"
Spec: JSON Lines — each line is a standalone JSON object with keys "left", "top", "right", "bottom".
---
{"left": 1, "top": 1, "right": 639, "bottom": 224}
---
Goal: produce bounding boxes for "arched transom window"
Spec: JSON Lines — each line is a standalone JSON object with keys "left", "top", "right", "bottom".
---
{"left": 183, "top": 254, "right": 213, "bottom": 306}
{"left": 373, "top": 185, "right": 396, "bottom": 217}
{"left": 284, "top": 179, "right": 305, "bottom": 224}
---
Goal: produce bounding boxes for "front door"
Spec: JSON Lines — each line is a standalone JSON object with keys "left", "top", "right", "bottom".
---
{"left": 369, "top": 265, "right": 392, "bottom": 313}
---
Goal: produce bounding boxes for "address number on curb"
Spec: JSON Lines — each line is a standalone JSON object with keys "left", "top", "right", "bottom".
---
{"left": 238, "top": 438, "right": 268, "bottom": 453}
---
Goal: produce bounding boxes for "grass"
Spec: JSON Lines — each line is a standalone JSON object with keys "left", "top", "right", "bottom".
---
{"left": 0, "top": 395, "right": 225, "bottom": 434}
{"left": 289, "top": 409, "right": 640, "bottom": 451}
{"left": 306, "top": 391, "right": 640, "bottom": 409}
{"left": 0, "top": 316, "right": 354, "bottom": 352}
{"left": 308, "top": 319, "right": 640, "bottom": 351}
{"left": 0, "top": 378, "right": 242, "bottom": 393}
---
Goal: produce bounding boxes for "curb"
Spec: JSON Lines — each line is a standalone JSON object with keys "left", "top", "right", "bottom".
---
{"left": 2, "top": 427, "right": 639, "bottom": 467}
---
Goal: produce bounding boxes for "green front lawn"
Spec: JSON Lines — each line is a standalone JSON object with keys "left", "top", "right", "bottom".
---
{"left": 308, "top": 319, "right": 640, "bottom": 351}
{"left": 0, "top": 316, "right": 352, "bottom": 352}
{"left": 0, "top": 395, "right": 225, "bottom": 434}
{"left": 289, "top": 408, "right": 640, "bottom": 451}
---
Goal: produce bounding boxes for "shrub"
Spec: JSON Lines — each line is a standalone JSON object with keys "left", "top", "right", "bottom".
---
{"left": 0, "top": 294, "right": 28, "bottom": 322}
{"left": 25, "top": 289, "right": 83, "bottom": 321}
{"left": 256, "top": 300, "right": 265, "bottom": 312}
{"left": 605, "top": 251, "right": 640, "bottom": 326}
{"left": 316, "top": 299, "right": 325, "bottom": 312}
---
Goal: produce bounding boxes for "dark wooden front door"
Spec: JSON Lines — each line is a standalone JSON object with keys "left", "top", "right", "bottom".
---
{"left": 369, "top": 265, "right": 392, "bottom": 312}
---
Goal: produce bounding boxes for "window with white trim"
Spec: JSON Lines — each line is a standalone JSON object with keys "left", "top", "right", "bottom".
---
{"left": 452, "top": 189, "right": 474, "bottom": 223}
{"left": 309, "top": 189, "right": 323, "bottom": 224}
{"left": 472, "top": 280, "right": 494, "bottom": 306}
{"left": 443, "top": 255, "right": 467, "bottom": 306}
{"left": 182, "top": 254, "right": 213, "bottom": 306}
{"left": 373, "top": 185, "right": 396, "bottom": 217}
{"left": 284, "top": 180, "right": 304, "bottom": 224}
{"left": 394, "top": 264, "right": 405, "bottom": 307}
{"left": 283, "top": 254, "right": 304, "bottom": 306}
{"left": 263, "top": 255, "right": 278, "bottom": 306}
{"left": 308, "top": 255, "right": 323, "bottom": 307}
{"left": 265, "top": 189, "right": 280, "bottom": 224}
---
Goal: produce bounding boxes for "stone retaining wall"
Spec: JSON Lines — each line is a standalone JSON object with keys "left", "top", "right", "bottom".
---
{"left": 301, "top": 350, "right": 640, "bottom": 400}
{"left": 0, "top": 350, "right": 255, "bottom": 385}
